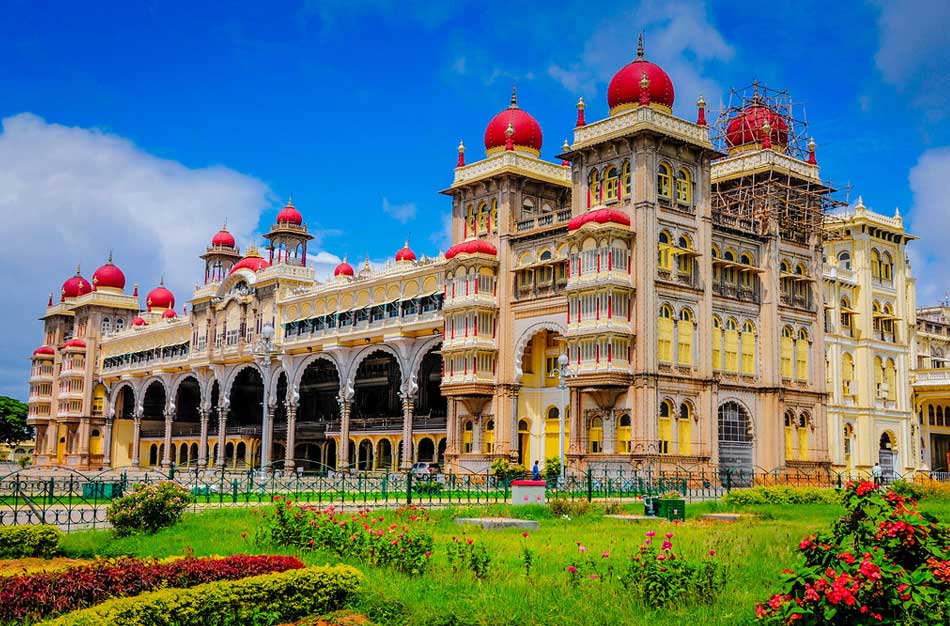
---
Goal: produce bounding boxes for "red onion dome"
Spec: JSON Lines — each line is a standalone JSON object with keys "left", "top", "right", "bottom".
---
{"left": 725, "top": 104, "right": 789, "bottom": 149}
{"left": 61, "top": 267, "right": 92, "bottom": 300}
{"left": 146, "top": 280, "right": 175, "bottom": 311}
{"left": 162, "top": 308, "right": 177, "bottom": 319}
{"left": 445, "top": 239, "right": 498, "bottom": 260}
{"left": 131, "top": 316, "right": 147, "bottom": 327}
{"left": 567, "top": 208, "right": 632, "bottom": 231}
{"left": 91, "top": 255, "right": 126, "bottom": 291}
{"left": 229, "top": 252, "right": 271, "bottom": 275}
{"left": 607, "top": 35, "right": 675, "bottom": 114}
{"left": 395, "top": 241, "right": 416, "bottom": 262}
{"left": 334, "top": 257, "right": 355, "bottom": 277}
{"left": 33, "top": 346, "right": 55, "bottom": 357}
{"left": 63, "top": 338, "right": 86, "bottom": 349}
{"left": 484, "top": 87, "right": 543, "bottom": 154}
{"left": 211, "top": 224, "right": 236, "bottom": 248}
{"left": 276, "top": 197, "right": 303, "bottom": 225}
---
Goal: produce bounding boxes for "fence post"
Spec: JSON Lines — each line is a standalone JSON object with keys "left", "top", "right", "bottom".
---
{"left": 406, "top": 471, "right": 413, "bottom": 505}
{"left": 231, "top": 479, "right": 238, "bottom": 504}
{"left": 725, "top": 469, "right": 732, "bottom": 492}
{"left": 586, "top": 468, "right": 593, "bottom": 503}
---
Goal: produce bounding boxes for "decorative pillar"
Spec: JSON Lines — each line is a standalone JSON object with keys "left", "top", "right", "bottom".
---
{"left": 161, "top": 410, "right": 173, "bottom": 468}
{"left": 446, "top": 399, "right": 458, "bottom": 456}
{"left": 131, "top": 416, "right": 142, "bottom": 467}
{"left": 198, "top": 408, "right": 210, "bottom": 468}
{"left": 216, "top": 405, "right": 228, "bottom": 468}
{"left": 284, "top": 404, "right": 297, "bottom": 471}
{"left": 102, "top": 416, "right": 114, "bottom": 467}
{"left": 338, "top": 398, "right": 352, "bottom": 469}
{"left": 603, "top": 411, "right": 617, "bottom": 455}
{"left": 509, "top": 387, "right": 520, "bottom": 459}
{"left": 472, "top": 416, "right": 483, "bottom": 454}
{"left": 400, "top": 395, "right": 414, "bottom": 469}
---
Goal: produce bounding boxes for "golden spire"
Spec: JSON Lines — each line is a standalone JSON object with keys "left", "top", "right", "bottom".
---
{"left": 576, "top": 96, "right": 586, "bottom": 110}
{"left": 562, "top": 138, "right": 570, "bottom": 151}
{"left": 636, "top": 32, "right": 645, "bottom": 59}
{"left": 510, "top": 83, "right": 518, "bottom": 107}
{"left": 697, "top": 95, "right": 706, "bottom": 108}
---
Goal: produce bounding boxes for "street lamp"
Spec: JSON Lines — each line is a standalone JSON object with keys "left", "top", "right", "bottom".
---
{"left": 556, "top": 353, "right": 571, "bottom": 484}
{"left": 256, "top": 323, "right": 277, "bottom": 472}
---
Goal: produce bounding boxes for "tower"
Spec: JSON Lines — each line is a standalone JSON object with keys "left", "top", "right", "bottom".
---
{"left": 263, "top": 198, "right": 314, "bottom": 267}
{"left": 201, "top": 224, "right": 242, "bottom": 283}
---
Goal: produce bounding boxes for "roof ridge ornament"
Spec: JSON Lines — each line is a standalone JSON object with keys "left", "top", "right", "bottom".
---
{"left": 636, "top": 32, "right": 645, "bottom": 60}
{"left": 510, "top": 83, "right": 518, "bottom": 108}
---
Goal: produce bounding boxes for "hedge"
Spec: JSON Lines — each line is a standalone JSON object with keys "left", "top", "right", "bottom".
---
{"left": 721, "top": 486, "right": 842, "bottom": 506}
{"left": 0, "top": 525, "right": 61, "bottom": 559}
{"left": 38, "top": 565, "right": 363, "bottom": 626}
{"left": 1, "top": 554, "right": 304, "bottom": 623}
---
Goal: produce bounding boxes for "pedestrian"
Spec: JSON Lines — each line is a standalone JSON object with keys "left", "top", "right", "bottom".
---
{"left": 532, "top": 460, "right": 541, "bottom": 481}
{"left": 871, "top": 462, "right": 883, "bottom": 487}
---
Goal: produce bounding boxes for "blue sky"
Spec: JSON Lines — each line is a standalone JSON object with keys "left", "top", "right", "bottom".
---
{"left": 2, "top": 0, "right": 949, "bottom": 399}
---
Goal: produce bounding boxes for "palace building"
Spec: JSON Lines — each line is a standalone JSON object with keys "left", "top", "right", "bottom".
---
{"left": 28, "top": 38, "right": 844, "bottom": 477}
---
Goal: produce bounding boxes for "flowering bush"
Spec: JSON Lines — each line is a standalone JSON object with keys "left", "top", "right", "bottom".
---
{"left": 0, "top": 554, "right": 303, "bottom": 623}
{"left": 106, "top": 481, "right": 192, "bottom": 536}
{"left": 754, "top": 481, "right": 950, "bottom": 625}
{"left": 446, "top": 535, "right": 491, "bottom": 580}
{"left": 259, "top": 497, "right": 434, "bottom": 576}
{"left": 615, "top": 531, "right": 723, "bottom": 607}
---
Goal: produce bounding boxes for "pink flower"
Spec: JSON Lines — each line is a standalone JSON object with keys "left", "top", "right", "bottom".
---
{"left": 646, "top": 530, "right": 657, "bottom": 537}
{"left": 240, "top": 532, "right": 247, "bottom": 539}
{"left": 567, "top": 565, "right": 577, "bottom": 573}
{"left": 589, "top": 574, "right": 598, "bottom": 580}
{"left": 522, "top": 532, "right": 529, "bottom": 538}
{"left": 662, "top": 540, "right": 672, "bottom": 551}
{"left": 657, "top": 554, "right": 666, "bottom": 561}
{"left": 645, "top": 538, "right": 652, "bottom": 545}
{"left": 425, "top": 551, "right": 431, "bottom": 558}
{"left": 602, "top": 551, "right": 610, "bottom": 558}
{"left": 466, "top": 538, "right": 474, "bottom": 545}
{"left": 578, "top": 545, "right": 587, "bottom": 553}
{"left": 665, "top": 532, "right": 673, "bottom": 539}
{"left": 708, "top": 550, "right": 716, "bottom": 556}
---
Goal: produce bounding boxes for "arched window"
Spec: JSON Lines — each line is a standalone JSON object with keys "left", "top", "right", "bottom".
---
{"left": 740, "top": 320, "right": 756, "bottom": 375}
{"left": 797, "top": 413, "right": 810, "bottom": 460}
{"left": 780, "top": 260, "right": 793, "bottom": 298}
{"left": 871, "top": 249, "right": 881, "bottom": 280}
{"left": 677, "top": 308, "right": 693, "bottom": 366}
{"left": 588, "top": 417, "right": 603, "bottom": 453}
{"left": 465, "top": 205, "right": 476, "bottom": 237}
{"left": 604, "top": 166, "right": 619, "bottom": 202}
{"left": 675, "top": 168, "right": 691, "bottom": 204}
{"left": 840, "top": 298, "right": 853, "bottom": 333}
{"left": 793, "top": 264, "right": 808, "bottom": 299}
{"left": 882, "top": 304, "right": 896, "bottom": 339}
{"left": 678, "top": 402, "right": 692, "bottom": 455}
{"left": 588, "top": 169, "right": 601, "bottom": 207}
{"left": 676, "top": 235, "right": 693, "bottom": 277}
{"left": 490, "top": 199, "right": 498, "bottom": 231}
{"left": 658, "top": 400, "right": 673, "bottom": 454}
{"left": 718, "top": 401, "right": 753, "bottom": 443}
{"left": 783, "top": 408, "right": 795, "bottom": 460}
{"left": 101, "top": 317, "right": 111, "bottom": 335}
{"left": 658, "top": 304, "right": 674, "bottom": 362}
{"left": 837, "top": 250, "right": 851, "bottom": 270}
{"left": 872, "top": 301, "right": 882, "bottom": 333}
{"left": 739, "top": 253, "right": 754, "bottom": 289}
{"left": 115, "top": 318, "right": 125, "bottom": 332}
{"left": 723, "top": 250, "right": 737, "bottom": 285}
{"left": 658, "top": 231, "right": 672, "bottom": 271}
{"left": 796, "top": 328, "right": 810, "bottom": 382}
{"left": 885, "top": 358, "right": 897, "bottom": 402}
{"left": 881, "top": 252, "right": 893, "bottom": 283}
{"left": 621, "top": 160, "right": 632, "bottom": 197}
{"left": 483, "top": 419, "right": 495, "bottom": 453}
{"left": 657, "top": 162, "right": 672, "bottom": 199}
{"left": 842, "top": 353, "right": 855, "bottom": 397}
{"left": 462, "top": 420, "right": 473, "bottom": 453}
{"left": 712, "top": 316, "right": 723, "bottom": 371}
{"left": 711, "top": 245, "right": 722, "bottom": 284}
{"left": 843, "top": 423, "right": 854, "bottom": 463}
{"left": 477, "top": 202, "right": 489, "bottom": 235}
{"left": 617, "top": 414, "right": 632, "bottom": 453}
{"left": 724, "top": 318, "right": 739, "bottom": 373}
{"left": 781, "top": 326, "right": 795, "bottom": 379}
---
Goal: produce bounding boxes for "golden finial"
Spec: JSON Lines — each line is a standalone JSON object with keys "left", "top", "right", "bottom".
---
{"left": 762, "top": 120, "right": 771, "bottom": 133}
{"left": 640, "top": 72, "right": 650, "bottom": 90}
{"left": 510, "top": 83, "right": 518, "bottom": 107}
{"left": 75, "top": 263, "right": 81, "bottom": 275}
{"left": 505, "top": 121, "right": 515, "bottom": 137}
{"left": 562, "top": 138, "right": 570, "bottom": 151}
{"left": 458, "top": 140, "right": 465, "bottom": 153}
{"left": 636, "top": 32, "right": 645, "bottom": 59}
{"left": 697, "top": 95, "right": 706, "bottom": 108}
{"left": 286, "top": 195, "right": 294, "bottom": 207}
{"left": 807, "top": 137, "right": 816, "bottom": 151}
{"left": 107, "top": 249, "right": 113, "bottom": 264}
{"left": 576, "top": 96, "right": 585, "bottom": 110}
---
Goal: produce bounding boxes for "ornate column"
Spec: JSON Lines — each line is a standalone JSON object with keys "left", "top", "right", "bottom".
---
{"left": 338, "top": 397, "right": 352, "bottom": 469}
{"left": 131, "top": 416, "right": 143, "bottom": 467}
{"left": 161, "top": 410, "right": 173, "bottom": 468}
{"left": 400, "top": 394, "right": 414, "bottom": 469}
{"left": 284, "top": 403, "right": 297, "bottom": 471}
{"left": 262, "top": 404, "right": 275, "bottom": 470}
{"left": 102, "top": 416, "right": 114, "bottom": 467}
{"left": 445, "top": 398, "right": 458, "bottom": 457}
{"left": 216, "top": 404, "right": 229, "bottom": 468}
{"left": 603, "top": 411, "right": 616, "bottom": 455}
{"left": 508, "top": 386, "right": 520, "bottom": 458}
{"left": 197, "top": 408, "right": 210, "bottom": 468}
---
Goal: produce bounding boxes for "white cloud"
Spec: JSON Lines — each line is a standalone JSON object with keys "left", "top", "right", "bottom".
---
{"left": 906, "top": 146, "right": 950, "bottom": 305}
{"left": 382, "top": 197, "right": 417, "bottom": 223}
{"left": 0, "top": 113, "right": 272, "bottom": 398}
{"left": 874, "top": 0, "right": 950, "bottom": 120}
{"left": 452, "top": 57, "right": 467, "bottom": 75}
{"left": 428, "top": 212, "right": 453, "bottom": 252}
{"left": 545, "top": 0, "right": 733, "bottom": 117}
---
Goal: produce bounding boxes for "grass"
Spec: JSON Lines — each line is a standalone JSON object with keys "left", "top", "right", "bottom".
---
{"left": 54, "top": 497, "right": 950, "bottom": 626}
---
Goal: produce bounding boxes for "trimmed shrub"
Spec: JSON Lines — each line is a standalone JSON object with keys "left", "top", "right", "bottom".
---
{"left": 722, "top": 486, "right": 842, "bottom": 506}
{"left": 107, "top": 481, "right": 192, "bottom": 536}
{"left": 1, "top": 554, "right": 303, "bottom": 623}
{"left": 0, "top": 525, "right": 61, "bottom": 559}
{"left": 549, "top": 498, "right": 591, "bottom": 517}
{"left": 38, "top": 565, "right": 362, "bottom": 626}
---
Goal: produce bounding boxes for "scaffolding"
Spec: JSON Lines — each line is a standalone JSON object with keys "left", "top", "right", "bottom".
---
{"left": 709, "top": 81, "right": 847, "bottom": 241}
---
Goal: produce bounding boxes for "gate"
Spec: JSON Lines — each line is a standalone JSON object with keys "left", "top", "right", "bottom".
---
{"left": 718, "top": 401, "right": 754, "bottom": 487}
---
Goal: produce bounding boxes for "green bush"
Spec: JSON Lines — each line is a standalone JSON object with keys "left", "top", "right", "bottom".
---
{"left": 549, "top": 498, "right": 591, "bottom": 517}
{"left": 38, "top": 565, "right": 362, "bottom": 626}
{"left": 107, "top": 481, "right": 193, "bottom": 536}
{"left": 0, "top": 524, "right": 61, "bottom": 558}
{"left": 722, "top": 486, "right": 841, "bottom": 506}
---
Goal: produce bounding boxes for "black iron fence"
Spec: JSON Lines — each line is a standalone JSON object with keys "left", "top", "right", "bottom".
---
{"left": 0, "top": 464, "right": 942, "bottom": 530}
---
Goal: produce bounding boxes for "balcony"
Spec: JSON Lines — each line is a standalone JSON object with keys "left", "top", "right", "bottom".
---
{"left": 324, "top": 414, "right": 447, "bottom": 434}
{"left": 442, "top": 334, "right": 497, "bottom": 351}
{"left": 712, "top": 282, "right": 760, "bottom": 304}
{"left": 912, "top": 369, "right": 950, "bottom": 388}
{"left": 443, "top": 291, "right": 496, "bottom": 311}
{"left": 514, "top": 208, "right": 573, "bottom": 233}
{"left": 567, "top": 268, "right": 633, "bottom": 290}
{"left": 780, "top": 293, "right": 814, "bottom": 311}
{"left": 567, "top": 318, "right": 633, "bottom": 337}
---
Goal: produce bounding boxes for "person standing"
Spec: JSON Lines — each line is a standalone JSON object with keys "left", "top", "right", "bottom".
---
{"left": 532, "top": 461, "right": 541, "bottom": 481}
{"left": 871, "top": 462, "right": 883, "bottom": 487}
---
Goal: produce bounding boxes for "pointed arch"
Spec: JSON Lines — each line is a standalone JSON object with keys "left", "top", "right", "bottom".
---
{"left": 513, "top": 321, "right": 568, "bottom": 383}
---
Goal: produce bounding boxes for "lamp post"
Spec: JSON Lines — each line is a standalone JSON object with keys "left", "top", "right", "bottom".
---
{"left": 255, "top": 323, "right": 277, "bottom": 472}
{"left": 556, "top": 353, "right": 572, "bottom": 484}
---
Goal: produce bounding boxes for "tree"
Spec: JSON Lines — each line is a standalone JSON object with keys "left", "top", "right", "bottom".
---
{"left": 0, "top": 396, "right": 31, "bottom": 444}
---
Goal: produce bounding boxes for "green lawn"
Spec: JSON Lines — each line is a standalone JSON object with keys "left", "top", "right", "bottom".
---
{"left": 58, "top": 498, "right": 950, "bottom": 626}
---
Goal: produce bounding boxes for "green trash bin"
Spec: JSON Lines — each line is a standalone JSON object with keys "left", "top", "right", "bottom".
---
{"left": 82, "top": 482, "right": 123, "bottom": 499}
{"left": 655, "top": 498, "right": 686, "bottom": 522}
{"left": 191, "top": 485, "right": 211, "bottom": 496}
